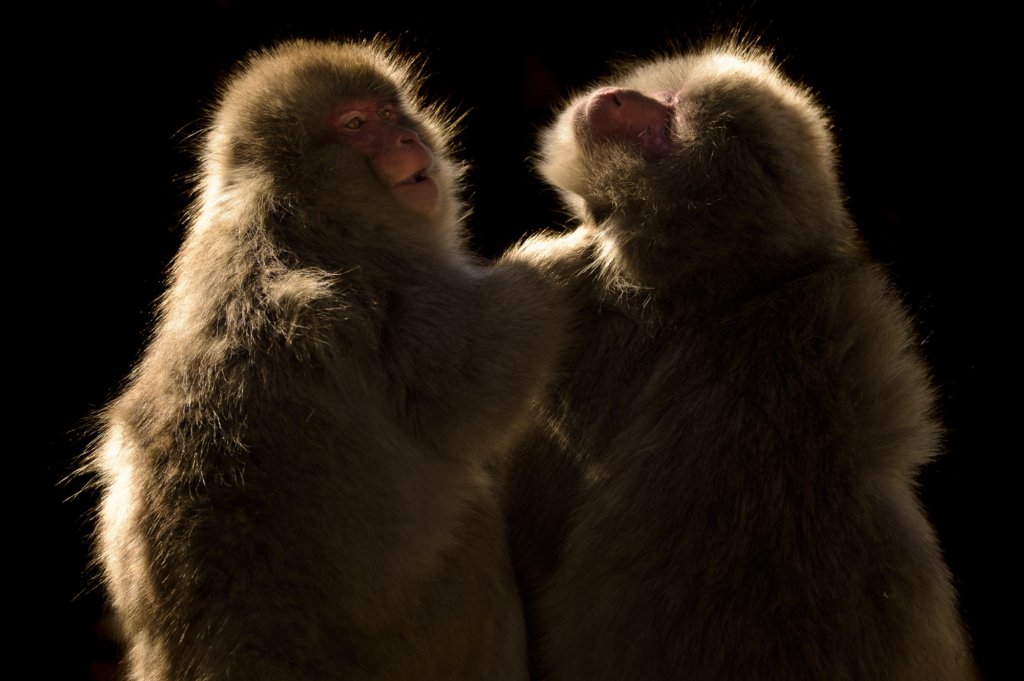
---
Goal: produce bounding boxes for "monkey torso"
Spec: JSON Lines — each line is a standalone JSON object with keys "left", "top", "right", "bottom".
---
{"left": 90, "top": 39, "right": 561, "bottom": 681}
{"left": 98, "top": 247, "right": 532, "bottom": 681}
{"left": 506, "top": 42, "right": 974, "bottom": 681}
{"left": 504, "top": 236, "right": 974, "bottom": 681}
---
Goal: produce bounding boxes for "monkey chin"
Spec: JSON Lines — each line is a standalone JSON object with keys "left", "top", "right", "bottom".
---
{"left": 391, "top": 175, "right": 439, "bottom": 215}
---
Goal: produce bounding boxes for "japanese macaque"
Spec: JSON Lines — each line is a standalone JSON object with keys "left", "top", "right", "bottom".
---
{"left": 88, "top": 39, "right": 564, "bottom": 680}
{"left": 501, "top": 43, "right": 975, "bottom": 680}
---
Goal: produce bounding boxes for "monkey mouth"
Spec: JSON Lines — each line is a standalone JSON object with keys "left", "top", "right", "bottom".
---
{"left": 396, "top": 166, "right": 432, "bottom": 186}
{"left": 390, "top": 165, "right": 439, "bottom": 214}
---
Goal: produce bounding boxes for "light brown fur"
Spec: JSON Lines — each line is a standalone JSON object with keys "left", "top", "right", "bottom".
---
{"left": 88, "top": 39, "right": 563, "bottom": 680}
{"left": 502, "top": 42, "right": 975, "bottom": 680}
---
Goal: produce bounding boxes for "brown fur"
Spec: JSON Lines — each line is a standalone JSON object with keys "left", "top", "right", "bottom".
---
{"left": 87, "top": 39, "right": 563, "bottom": 680}
{"left": 502, "top": 42, "right": 975, "bottom": 680}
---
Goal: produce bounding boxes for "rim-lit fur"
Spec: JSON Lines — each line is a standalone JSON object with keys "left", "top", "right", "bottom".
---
{"left": 87, "top": 39, "right": 565, "bottom": 680}
{"left": 504, "top": 42, "right": 975, "bottom": 680}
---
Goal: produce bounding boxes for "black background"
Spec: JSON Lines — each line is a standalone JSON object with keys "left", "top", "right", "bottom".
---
{"left": 30, "top": 2, "right": 1001, "bottom": 679}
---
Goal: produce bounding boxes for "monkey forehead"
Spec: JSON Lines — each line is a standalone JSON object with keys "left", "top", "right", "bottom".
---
{"left": 209, "top": 41, "right": 436, "bottom": 158}
{"left": 212, "top": 40, "right": 417, "bottom": 143}
{"left": 330, "top": 99, "right": 395, "bottom": 120}
{"left": 249, "top": 45, "right": 401, "bottom": 105}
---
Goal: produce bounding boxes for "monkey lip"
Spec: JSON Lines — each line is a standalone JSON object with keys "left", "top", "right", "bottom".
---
{"left": 391, "top": 168, "right": 439, "bottom": 214}
{"left": 395, "top": 166, "right": 432, "bottom": 186}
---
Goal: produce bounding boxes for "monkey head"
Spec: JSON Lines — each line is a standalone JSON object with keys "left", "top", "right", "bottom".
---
{"left": 202, "top": 40, "right": 464, "bottom": 238}
{"left": 539, "top": 46, "right": 851, "bottom": 265}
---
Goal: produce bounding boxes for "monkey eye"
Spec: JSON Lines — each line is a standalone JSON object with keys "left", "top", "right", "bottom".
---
{"left": 379, "top": 109, "right": 391, "bottom": 121}
{"left": 343, "top": 116, "right": 364, "bottom": 130}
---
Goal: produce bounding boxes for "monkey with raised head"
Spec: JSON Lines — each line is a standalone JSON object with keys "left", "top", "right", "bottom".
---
{"left": 89, "top": 39, "right": 562, "bottom": 680}
{"left": 501, "top": 43, "right": 975, "bottom": 680}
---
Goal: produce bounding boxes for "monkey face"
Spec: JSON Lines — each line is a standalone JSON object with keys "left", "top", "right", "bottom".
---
{"left": 204, "top": 40, "right": 466, "bottom": 244}
{"left": 331, "top": 99, "right": 439, "bottom": 215}
{"left": 573, "top": 86, "right": 677, "bottom": 158}
{"left": 539, "top": 76, "right": 688, "bottom": 217}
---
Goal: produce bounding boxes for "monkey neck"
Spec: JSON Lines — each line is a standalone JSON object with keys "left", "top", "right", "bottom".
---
{"left": 595, "top": 209, "right": 846, "bottom": 311}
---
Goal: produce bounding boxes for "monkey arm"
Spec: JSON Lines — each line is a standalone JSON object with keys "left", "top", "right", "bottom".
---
{"left": 502, "top": 224, "right": 598, "bottom": 290}
{"left": 797, "top": 261, "right": 972, "bottom": 676}
{"left": 376, "top": 260, "right": 571, "bottom": 460}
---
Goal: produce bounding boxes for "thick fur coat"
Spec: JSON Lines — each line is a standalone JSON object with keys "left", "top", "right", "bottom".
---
{"left": 89, "top": 40, "right": 563, "bottom": 680}
{"left": 503, "top": 44, "right": 975, "bottom": 680}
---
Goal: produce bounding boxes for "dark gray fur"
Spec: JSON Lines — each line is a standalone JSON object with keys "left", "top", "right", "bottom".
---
{"left": 502, "top": 43, "right": 975, "bottom": 680}
{"left": 88, "top": 39, "right": 562, "bottom": 680}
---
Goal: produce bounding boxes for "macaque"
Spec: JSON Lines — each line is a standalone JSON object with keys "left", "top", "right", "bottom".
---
{"left": 502, "top": 42, "right": 975, "bottom": 680}
{"left": 88, "top": 39, "right": 564, "bottom": 680}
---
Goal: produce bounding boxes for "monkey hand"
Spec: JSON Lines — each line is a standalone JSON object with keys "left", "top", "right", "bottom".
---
{"left": 503, "top": 225, "right": 598, "bottom": 296}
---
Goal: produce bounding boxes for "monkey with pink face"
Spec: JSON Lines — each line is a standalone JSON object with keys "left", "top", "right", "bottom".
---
{"left": 502, "top": 43, "right": 976, "bottom": 680}
{"left": 89, "top": 40, "right": 564, "bottom": 680}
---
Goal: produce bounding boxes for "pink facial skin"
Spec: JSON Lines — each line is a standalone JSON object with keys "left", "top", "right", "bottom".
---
{"left": 575, "top": 87, "right": 676, "bottom": 157}
{"left": 331, "top": 100, "right": 438, "bottom": 214}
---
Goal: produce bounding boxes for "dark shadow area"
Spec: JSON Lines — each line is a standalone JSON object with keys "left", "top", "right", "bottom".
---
{"left": 28, "top": 2, "right": 1000, "bottom": 678}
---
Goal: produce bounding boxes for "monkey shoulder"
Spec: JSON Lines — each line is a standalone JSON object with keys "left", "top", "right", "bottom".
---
{"left": 101, "top": 261, "right": 391, "bottom": 474}
{"left": 724, "top": 257, "right": 922, "bottom": 366}
{"left": 786, "top": 259, "right": 926, "bottom": 380}
{"left": 262, "top": 266, "right": 385, "bottom": 360}
{"left": 722, "top": 257, "right": 939, "bottom": 468}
